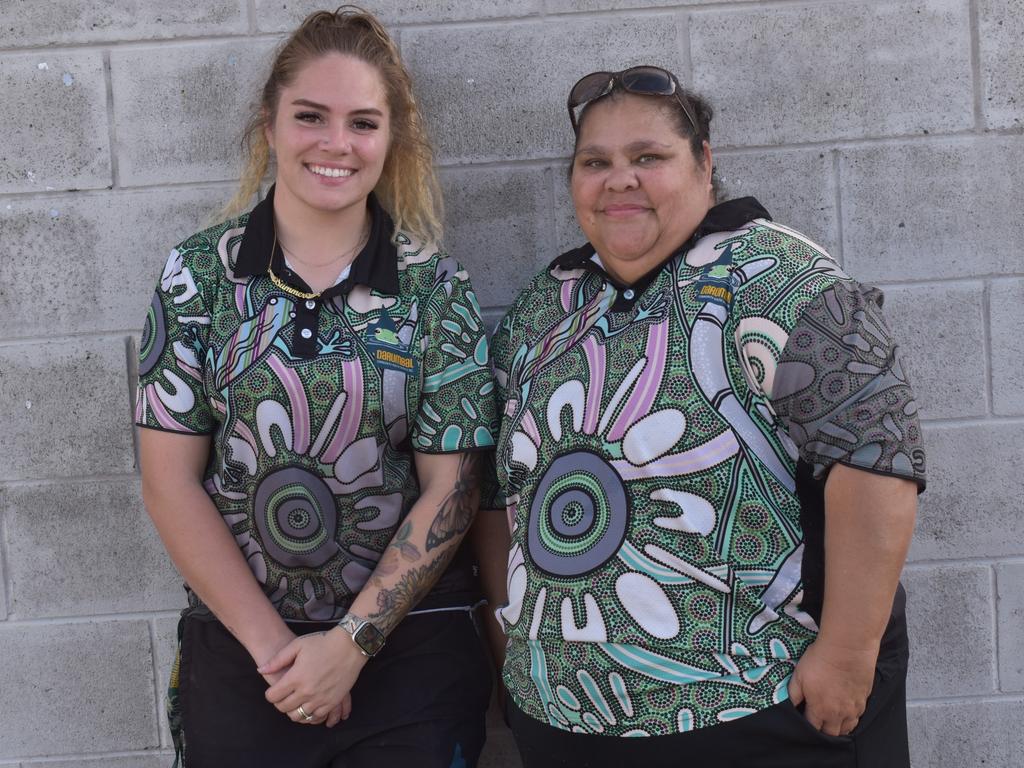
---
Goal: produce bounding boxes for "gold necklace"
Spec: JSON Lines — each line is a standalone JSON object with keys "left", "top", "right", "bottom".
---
{"left": 267, "top": 236, "right": 322, "bottom": 299}
{"left": 266, "top": 223, "right": 369, "bottom": 301}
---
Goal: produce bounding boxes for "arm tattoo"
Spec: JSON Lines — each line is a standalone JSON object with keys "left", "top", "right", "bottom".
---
{"left": 365, "top": 453, "right": 481, "bottom": 634}
{"left": 368, "top": 557, "right": 451, "bottom": 635}
{"left": 425, "top": 452, "right": 480, "bottom": 552}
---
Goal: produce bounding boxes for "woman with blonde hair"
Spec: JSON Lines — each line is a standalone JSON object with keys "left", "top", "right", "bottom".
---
{"left": 136, "top": 8, "right": 495, "bottom": 767}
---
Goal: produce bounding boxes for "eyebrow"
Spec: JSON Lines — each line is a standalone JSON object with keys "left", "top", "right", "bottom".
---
{"left": 290, "top": 98, "right": 384, "bottom": 116}
{"left": 576, "top": 139, "right": 673, "bottom": 155}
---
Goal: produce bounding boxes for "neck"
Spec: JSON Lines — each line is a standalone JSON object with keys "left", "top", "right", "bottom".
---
{"left": 272, "top": 190, "right": 370, "bottom": 268}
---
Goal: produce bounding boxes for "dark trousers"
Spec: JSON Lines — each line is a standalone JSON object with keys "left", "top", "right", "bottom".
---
{"left": 179, "top": 610, "right": 492, "bottom": 768}
{"left": 508, "top": 651, "right": 909, "bottom": 768}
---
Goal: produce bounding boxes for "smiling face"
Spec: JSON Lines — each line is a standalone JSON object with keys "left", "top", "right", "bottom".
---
{"left": 570, "top": 93, "right": 714, "bottom": 285}
{"left": 265, "top": 53, "right": 390, "bottom": 222}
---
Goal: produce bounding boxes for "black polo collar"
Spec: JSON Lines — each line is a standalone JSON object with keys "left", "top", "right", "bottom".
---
{"left": 233, "top": 185, "right": 400, "bottom": 297}
{"left": 550, "top": 196, "right": 772, "bottom": 291}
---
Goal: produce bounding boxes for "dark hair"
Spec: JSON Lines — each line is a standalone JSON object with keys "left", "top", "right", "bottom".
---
{"left": 569, "top": 85, "right": 719, "bottom": 197}
{"left": 223, "top": 6, "right": 442, "bottom": 241}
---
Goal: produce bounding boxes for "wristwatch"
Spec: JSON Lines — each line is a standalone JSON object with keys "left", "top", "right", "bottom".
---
{"left": 337, "top": 612, "right": 386, "bottom": 658}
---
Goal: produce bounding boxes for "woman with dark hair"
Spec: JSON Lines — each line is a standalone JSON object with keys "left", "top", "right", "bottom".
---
{"left": 476, "top": 66, "right": 924, "bottom": 767}
{"left": 136, "top": 8, "right": 495, "bottom": 767}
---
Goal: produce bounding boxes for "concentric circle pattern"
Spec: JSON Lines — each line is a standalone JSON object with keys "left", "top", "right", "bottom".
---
{"left": 527, "top": 451, "right": 628, "bottom": 577}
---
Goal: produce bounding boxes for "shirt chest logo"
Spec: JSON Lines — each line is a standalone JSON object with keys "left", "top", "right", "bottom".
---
{"left": 695, "top": 243, "right": 738, "bottom": 308}
{"left": 365, "top": 311, "right": 419, "bottom": 375}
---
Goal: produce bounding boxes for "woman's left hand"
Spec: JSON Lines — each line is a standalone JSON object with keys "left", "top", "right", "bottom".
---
{"left": 259, "top": 628, "right": 368, "bottom": 725}
{"left": 787, "top": 638, "right": 877, "bottom": 736}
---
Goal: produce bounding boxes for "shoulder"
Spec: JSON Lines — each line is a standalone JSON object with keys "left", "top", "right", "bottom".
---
{"left": 394, "top": 231, "right": 472, "bottom": 292}
{"left": 161, "top": 215, "right": 248, "bottom": 291}
{"left": 708, "top": 218, "right": 852, "bottom": 321}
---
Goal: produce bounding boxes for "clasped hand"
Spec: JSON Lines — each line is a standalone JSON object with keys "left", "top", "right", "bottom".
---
{"left": 787, "top": 638, "right": 878, "bottom": 737}
{"left": 259, "top": 628, "right": 367, "bottom": 727}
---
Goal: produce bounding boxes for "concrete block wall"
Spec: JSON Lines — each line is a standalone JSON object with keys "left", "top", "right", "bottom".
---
{"left": 0, "top": 1, "right": 1019, "bottom": 765}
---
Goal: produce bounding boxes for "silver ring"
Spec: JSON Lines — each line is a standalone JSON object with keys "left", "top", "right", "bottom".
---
{"left": 296, "top": 705, "right": 313, "bottom": 722}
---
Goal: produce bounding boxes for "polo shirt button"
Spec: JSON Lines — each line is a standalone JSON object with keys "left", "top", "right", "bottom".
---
{"left": 300, "top": 328, "right": 313, "bottom": 339}
{"left": 305, "top": 300, "right": 316, "bottom": 310}
{"left": 623, "top": 289, "right": 635, "bottom": 300}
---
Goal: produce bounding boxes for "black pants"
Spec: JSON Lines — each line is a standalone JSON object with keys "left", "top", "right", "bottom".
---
{"left": 179, "top": 610, "right": 492, "bottom": 768}
{"left": 508, "top": 652, "right": 909, "bottom": 768}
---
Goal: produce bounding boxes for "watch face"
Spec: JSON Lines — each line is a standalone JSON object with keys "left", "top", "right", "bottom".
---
{"left": 353, "top": 622, "right": 386, "bottom": 656}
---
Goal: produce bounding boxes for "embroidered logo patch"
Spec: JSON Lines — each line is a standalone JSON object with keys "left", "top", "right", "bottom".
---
{"left": 695, "top": 243, "right": 739, "bottom": 308}
{"left": 365, "top": 311, "right": 418, "bottom": 375}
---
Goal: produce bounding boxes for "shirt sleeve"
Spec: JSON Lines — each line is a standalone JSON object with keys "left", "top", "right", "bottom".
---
{"left": 410, "top": 260, "right": 497, "bottom": 454}
{"left": 479, "top": 309, "right": 514, "bottom": 510}
{"left": 768, "top": 280, "right": 926, "bottom": 489}
{"left": 134, "top": 246, "right": 215, "bottom": 434}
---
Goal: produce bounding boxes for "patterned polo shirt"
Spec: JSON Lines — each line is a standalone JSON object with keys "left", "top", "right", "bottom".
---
{"left": 488, "top": 197, "right": 925, "bottom": 736}
{"left": 135, "top": 188, "right": 496, "bottom": 622}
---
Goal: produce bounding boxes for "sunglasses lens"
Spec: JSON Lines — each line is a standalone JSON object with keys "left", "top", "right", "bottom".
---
{"left": 620, "top": 66, "right": 675, "bottom": 96}
{"left": 569, "top": 72, "right": 614, "bottom": 108}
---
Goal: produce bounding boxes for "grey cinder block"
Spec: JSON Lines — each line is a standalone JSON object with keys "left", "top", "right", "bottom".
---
{"left": 0, "top": 621, "right": 157, "bottom": 757}
{"left": 4, "top": 1, "right": 247, "bottom": 46}
{"left": 691, "top": 0, "right": 973, "bottom": 147}
{"left": 0, "top": 338, "right": 136, "bottom": 482}
{"left": 715, "top": 149, "right": 838, "bottom": 258}
{"left": 978, "top": 0, "right": 1024, "bottom": 129}
{"left": 910, "top": 423, "right": 1024, "bottom": 560}
{"left": 880, "top": 283, "right": 987, "bottom": 420}
{"left": 996, "top": 562, "right": 1024, "bottom": 692}
{"left": 990, "top": 280, "right": 1024, "bottom": 416}
{"left": 441, "top": 165, "right": 552, "bottom": 309}
{"left": 255, "top": 0, "right": 539, "bottom": 28}
{"left": 3, "top": 478, "right": 181, "bottom": 619}
{"left": 0, "top": 186, "right": 233, "bottom": 339}
{"left": 903, "top": 564, "right": 996, "bottom": 698}
{"left": 909, "top": 699, "right": 1024, "bottom": 768}
{"left": 0, "top": 52, "right": 111, "bottom": 194}
{"left": 110, "top": 40, "right": 277, "bottom": 186}
{"left": 404, "top": 15, "right": 685, "bottom": 164}
{"left": 840, "top": 136, "right": 1024, "bottom": 283}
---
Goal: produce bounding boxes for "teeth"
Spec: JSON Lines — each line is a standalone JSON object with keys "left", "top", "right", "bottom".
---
{"left": 309, "top": 165, "right": 354, "bottom": 178}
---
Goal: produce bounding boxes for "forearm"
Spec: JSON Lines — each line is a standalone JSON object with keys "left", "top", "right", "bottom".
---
{"left": 348, "top": 452, "right": 481, "bottom": 635}
{"left": 470, "top": 508, "right": 510, "bottom": 668}
{"left": 818, "top": 463, "right": 917, "bottom": 652}
{"left": 142, "top": 477, "right": 292, "bottom": 665}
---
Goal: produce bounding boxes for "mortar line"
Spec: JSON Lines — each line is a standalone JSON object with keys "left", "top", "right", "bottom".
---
{"left": 678, "top": 10, "right": 694, "bottom": 85}
{"left": 831, "top": 149, "right": 844, "bottom": 266}
{"left": 990, "top": 564, "right": 1002, "bottom": 692}
{"left": 875, "top": 274, "right": 1023, "bottom": 289}
{"left": 0, "top": 330, "right": 139, "bottom": 347}
{"left": 968, "top": 0, "right": 985, "bottom": 131}
{"left": 0, "top": 473, "right": 140, "bottom": 489}
{"left": 2, "top": 610, "right": 181, "bottom": 627}
{"left": 102, "top": 51, "right": 120, "bottom": 189}
{"left": 2, "top": 750, "right": 176, "bottom": 765}
{"left": 905, "top": 555, "right": 1024, "bottom": 569}
{"left": 982, "top": 280, "right": 995, "bottom": 415}
{"left": 0, "top": 179, "right": 237, "bottom": 202}
{"left": 0, "top": 498, "right": 13, "bottom": 619}
{"left": 544, "top": 166, "right": 560, "bottom": 261}
{"left": 247, "top": 0, "right": 258, "bottom": 34}
{"left": 0, "top": 31, "right": 281, "bottom": 55}
{"left": 126, "top": 336, "right": 141, "bottom": 470}
{"left": 918, "top": 414, "right": 1024, "bottom": 428}
{"left": 906, "top": 692, "right": 1024, "bottom": 706}
{"left": 148, "top": 617, "right": 165, "bottom": 746}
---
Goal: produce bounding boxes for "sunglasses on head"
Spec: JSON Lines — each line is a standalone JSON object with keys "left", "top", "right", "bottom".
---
{"left": 567, "top": 65, "right": 700, "bottom": 137}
